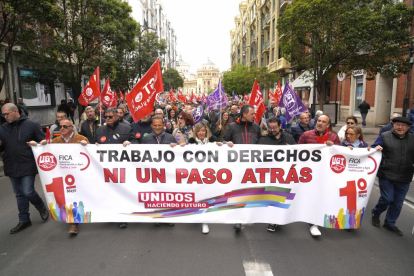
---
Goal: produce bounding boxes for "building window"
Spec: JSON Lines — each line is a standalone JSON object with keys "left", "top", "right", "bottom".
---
{"left": 354, "top": 76, "right": 363, "bottom": 112}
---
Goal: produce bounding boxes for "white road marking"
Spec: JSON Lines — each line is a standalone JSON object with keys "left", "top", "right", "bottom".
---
{"left": 243, "top": 261, "right": 274, "bottom": 276}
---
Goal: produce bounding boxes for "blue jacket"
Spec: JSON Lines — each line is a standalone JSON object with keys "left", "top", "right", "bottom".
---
{"left": 290, "top": 123, "right": 314, "bottom": 143}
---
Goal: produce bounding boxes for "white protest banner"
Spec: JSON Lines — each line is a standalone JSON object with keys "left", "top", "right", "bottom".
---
{"left": 32, "top": 144, "right": 381, "bottom": 229}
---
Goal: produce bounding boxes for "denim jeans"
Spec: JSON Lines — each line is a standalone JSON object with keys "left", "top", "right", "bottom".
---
{"left": 361, "top": 113, "right": 367, "bottom": 126}
{"left": 373, "top": 178, "right": 410, "bottom": 226}
{"left": 9, "top": 175, "right": 45, "bottom": 222}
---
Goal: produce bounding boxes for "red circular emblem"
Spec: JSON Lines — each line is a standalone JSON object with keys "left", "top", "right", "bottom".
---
{"left": 135, "top": 133, "right": 141, "bottom": 139}
{"left": 100, "top": 136, "right": 107, "bottom": 143}
{"left": 37, "top": 152, "right": 57, "bottom": 171}
{"left": 330, "top": 154, "right": 346, "bottom": 174}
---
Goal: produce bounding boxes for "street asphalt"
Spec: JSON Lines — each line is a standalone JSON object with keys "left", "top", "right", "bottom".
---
{"left": 0, "top": 120, "right": 413, "bottom": 276}
{"left": 0, "top": 176, "right": 413, "bottom": 276}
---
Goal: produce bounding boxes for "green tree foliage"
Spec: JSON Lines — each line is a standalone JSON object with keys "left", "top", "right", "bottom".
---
{"left": 222, "top": 64, "right": 279, "bottom": 96}
{"left": 0, "top": 0, "right": 62, "bottom": 91}
{"left": 278, "top": 0, "right": 414, "bottom": 109}
{"left": 18, "top": 0, "right": 138, "bottom": 108}
{"left": 111, "top": 27, "right": 167, "bottom": 92}
{"left": 162, "top": 68, "right": 183, "bottom": 91}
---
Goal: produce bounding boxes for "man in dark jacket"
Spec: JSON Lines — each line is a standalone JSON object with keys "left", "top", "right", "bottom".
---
{"left": 131, "top": 114, "right": 153, "bottom": 143}
{"left": 290, "top": 113, "right": 314, "bottom": 143}
{"left": 223, "top": 104, "right": 261, "bottom": 146}
{"left": 95, "top": 107, "right": 138, "bottom": 229}
{"left": 142, "top": 116, "right": 177, "bottom": 145}
{"left": 79, "top": 106, "right": 100, "bottom": 143}
{"left": 371, "top": 117, "right": 414, "bottom": 236}
{"left": 358, "top": 100, "right": 370, "bottom": 127}
{"left": 0, "top": 103, "right": 49, "bottom": 234}
{"left": 57, "top": 99, "right": 71, "bottom": 118}
{"left": 259, "top": 117, "right": 295, "bottom": 232}
{"left": 259, "top": 117, "right": 295, "bottom": 145}
{"left": 223, "top": 104, "right": 261, "bottom": 231}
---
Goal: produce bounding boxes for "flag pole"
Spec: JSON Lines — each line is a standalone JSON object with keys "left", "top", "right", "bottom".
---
{"left": 219, "top": 78, "right": 222, "bottom": 127}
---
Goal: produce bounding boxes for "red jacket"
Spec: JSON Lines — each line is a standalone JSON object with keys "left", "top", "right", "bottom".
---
{"left": 298, "top": 129, "right": 340, "bottom": 145}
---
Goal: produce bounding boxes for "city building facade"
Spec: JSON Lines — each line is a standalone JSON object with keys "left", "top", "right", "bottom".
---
{"left": 230, "top": 0, "right": 291, "bottom": 84}
{"left": 182, "top": 58, "right": 220, "bottom": 96}
{"left": 123, "top": 0, "right": 177, "bottom": 70}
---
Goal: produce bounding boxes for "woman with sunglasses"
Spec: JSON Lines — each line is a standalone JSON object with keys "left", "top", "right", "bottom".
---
{"left": 338, "top": 116, "right": 358, "bottom": 141}
{"left": 341, "top": 126, "right": 368, "bottom": 149}
{"left": 172, "top": 111, "right": 194, "bottom": 145}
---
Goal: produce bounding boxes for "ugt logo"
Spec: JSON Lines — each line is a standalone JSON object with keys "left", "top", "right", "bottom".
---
{"left": 330, "top": 154, "right": 346, "bottom": 174}
{"left": 37, "top": 153, "right": 57, "bottom": 171}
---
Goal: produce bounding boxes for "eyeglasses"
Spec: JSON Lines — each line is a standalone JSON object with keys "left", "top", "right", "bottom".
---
{"left": 59, "top": 125, "right": 71, "bottom": 129}
{"left": 104, "top": 116, "right": 113, "bottom": 119}
{"left": 1, "top": 110, "right": 15, "bottom": 117}
{"left": 345, "top": 133, "right": 356, "bottom": 136}
{"left": 346, "top": 122, "right": 355, "bottom": 125}
{"left": 178, "top": 117, "right": 184, "bottom": 120}
{"left": 394, "top": 123, "right": 408, "bottom": 128}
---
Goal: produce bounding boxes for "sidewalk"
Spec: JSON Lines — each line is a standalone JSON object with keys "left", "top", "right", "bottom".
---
{"left": 333, "top": 121, "right": 414, "bottom": 205}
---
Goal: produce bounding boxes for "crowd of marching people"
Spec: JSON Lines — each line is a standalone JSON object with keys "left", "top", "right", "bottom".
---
{"left": 1, "top": 93, "right": 414, "bottom": 238}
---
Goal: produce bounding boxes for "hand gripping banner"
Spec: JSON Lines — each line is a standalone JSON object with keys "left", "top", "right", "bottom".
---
{"left": 32, "top": 144, "right": 381, "bottom": 229}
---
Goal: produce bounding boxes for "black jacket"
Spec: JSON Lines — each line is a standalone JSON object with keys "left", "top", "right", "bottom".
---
{"left": 223, "top": 120, "right": 261, "bottom": 144}
{"left": 79, "top": 117, "right": 101, "bottom": 144}
{"left": 142, "top": 132, "right": 177, "bottom": 144}
{"left": 131, "top": 119, "right": 152, "bottom": 143}
{"left": 95, "top": 121, "right": 138, "bottom": 144}
{"left": 258, "top": 132, "right": 296, "bottom": 145}
{"left": 377, "top": 130, "right": 414, "bottom": 182}
{"left": 0, "top": 115, "right": 45, "bottom": 177}
{"left": 358, "top": 101, "right": 371, "bottom": 114}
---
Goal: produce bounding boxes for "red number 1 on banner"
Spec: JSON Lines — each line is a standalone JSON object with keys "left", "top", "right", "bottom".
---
{"left": 45, "top": 175, "right": 75, "bottom": 207}
{"left": 339, "top": 179, "right": 367, "bottom": 212}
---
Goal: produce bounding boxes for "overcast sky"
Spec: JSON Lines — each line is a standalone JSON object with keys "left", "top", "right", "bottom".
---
{"left": 161, "top": 0, "right": 242, "bottom": 73}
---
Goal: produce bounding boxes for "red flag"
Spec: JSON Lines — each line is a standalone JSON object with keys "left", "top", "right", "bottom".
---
{"left": 190, "top": 90, "right": 195, "bottom": 104}
{"left": 178, "top": 90, "right": 184, "bottom": 101}
{"left": 119, "top": 90, "right": 125, "bottom": 101}
{"left": 101, "top": 78, "right": 118, "bottom": 107}
{"left": 248, "top": 80, "right": 266, "bottom": 124}
{"left": 79, "top": 67, "right": 100, "bottom": 106}
{"left": 274, "top": 81, "right": 283, "bottom": 105}
{"left": 126, "top": 59, "right": 164, "bottom": 122}
{"left": 169, "top": 87, "right": 177, "bottom": 101}
{"left": 269, "top": 90, "right": 274, "bottom": 101}
{"left": 45, "top": 127, "right": 51, "bottom": 144}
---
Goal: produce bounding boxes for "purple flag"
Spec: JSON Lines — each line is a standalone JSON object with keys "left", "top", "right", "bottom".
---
{"left": 278, "top": 80, "right": 308, "bottom": 122}
{"left": 192, "top": 101, "right": 204, "bottom": 125}
{"left": 206, "top": 79, "right": 229, "bottom": 111}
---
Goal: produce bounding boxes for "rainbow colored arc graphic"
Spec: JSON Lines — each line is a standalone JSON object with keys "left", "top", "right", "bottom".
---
{"left": 130, "top": 186, "right": 296, "bottom": 218}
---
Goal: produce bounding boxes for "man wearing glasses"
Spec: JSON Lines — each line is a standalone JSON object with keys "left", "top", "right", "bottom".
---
{"left": 371, "top": 117, "right": 414, "bottom": 236}
{"left": 40, "top": 119, "right": 89, "bottom": 235}
{"left": 259, "top": 117, "right": 296, "bottom": 232}
{"left": 0, "top": 103, "right": 49, "bottom": 234}
{"left": 290, "top": 112, "right": 314, "bottom": 143}
{"left": 95, "top": 107, "right": 138, "bottom": 229}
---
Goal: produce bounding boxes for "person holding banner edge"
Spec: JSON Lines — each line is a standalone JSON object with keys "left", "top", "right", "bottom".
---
{"left": 299, "top": 114, "right": 340, "bottom": 236}
{"left": 95, "top": 107, "right": 138, "bottom": 229}
{"left": 259, "top": 117, "right": 296, "bottom": 232}
{"left": 370, "top": 116, "right": 414, "bottom": 236}
{"left": 0, "top": 103, "right": 49, "bottom": 234}
{"left": 223, "top": 104, "right": 262, "bottom": 231}
{"left": 40, "top": 119, "right": 89, "bottom": 234}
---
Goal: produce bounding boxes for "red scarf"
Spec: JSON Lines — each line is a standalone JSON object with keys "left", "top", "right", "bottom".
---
{"left": 316, "top": 129, "right": 329, "bottom": 144}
